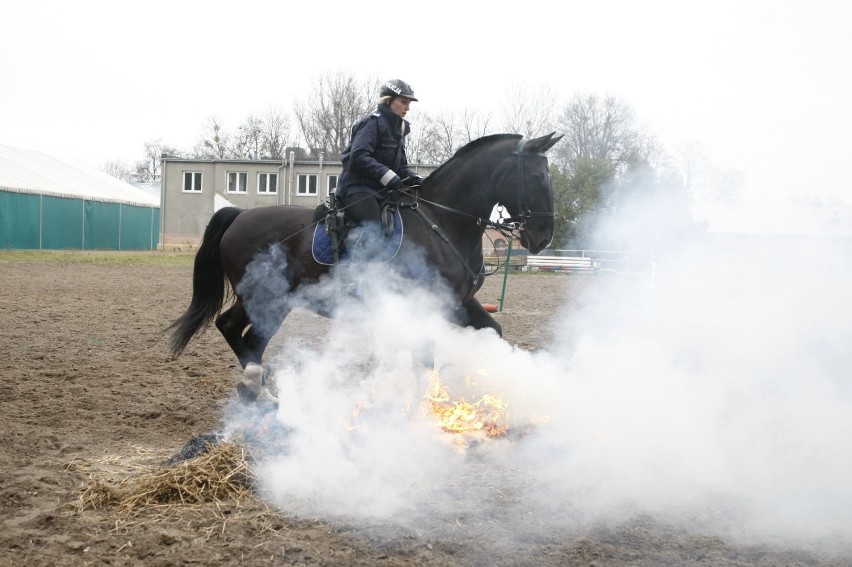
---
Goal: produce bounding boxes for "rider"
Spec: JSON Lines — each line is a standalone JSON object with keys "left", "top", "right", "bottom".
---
{"left": 334, "top": 78, "right": 423, "bottom": 261}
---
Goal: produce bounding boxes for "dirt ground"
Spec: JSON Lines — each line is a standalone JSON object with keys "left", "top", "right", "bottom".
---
{"left": 0, "top": 257, "right": 848, "bottom": 566}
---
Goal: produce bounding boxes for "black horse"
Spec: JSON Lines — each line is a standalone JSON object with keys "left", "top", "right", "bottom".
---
{"left": 168, "top": 132, "right": 562, "bottom": 401}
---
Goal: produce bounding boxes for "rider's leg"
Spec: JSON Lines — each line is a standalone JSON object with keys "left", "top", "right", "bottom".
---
{"left": 339, "top": 193, "right": 384, "bottom": 261}
{"left": 337, "top": 193, "right": 384, "bottom": 295}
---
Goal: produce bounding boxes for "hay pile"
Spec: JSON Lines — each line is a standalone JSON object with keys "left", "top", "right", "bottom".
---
{"left": 76, "top": 441, "right": 256, "bottom": 516}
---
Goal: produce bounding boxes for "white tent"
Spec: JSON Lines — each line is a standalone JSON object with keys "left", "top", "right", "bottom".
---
{"left": 0, "top": 144, "right": 158, "bottom": 207}
{"left": 0, "top": 144, "right": 160, "bottom": 250}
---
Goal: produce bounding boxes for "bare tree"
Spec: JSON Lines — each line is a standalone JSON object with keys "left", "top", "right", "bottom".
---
{"left": 99, "top": 159, "right": 134, "bottom": 181}
{"left": 458, "top": 108, "right": 493, "bottom": 144}
{"left": 192, "top": 116, "right": 232, "bottom": 159}
{"left": 665, "top": 142, "right": 745, "bottom": 201}
{"left": 406, "top": 111, "right": 456, "bottom": 165}
{"left": 232, "top": 109, "right": 295, "bottom": 160}
{"left": 134, "top": 160, "right": 151, "bottom": 182}
{"left": 407, "top": 108, "right": 494, "bottom": 165}
{"left": 142, "top": 139, "right": 163, "bottom": 181}
{"left": 553, "top": 94, "right": 651, "bottom": 175}
{"left": 235, "top": 114, "right": 263, "bottom": 159}
{"left": 137, "top": 138, "right": 182, "bottom": 182}
{"left": 261, "top": 107, "right": 295, "bottom": 159}
{"left": 546, "top": 94, "right": 662, "bottom": 245}
{"left": 294, "top": 70, "right": 379, "bottom": 158}
{"left": 666, "top": 142, "right": 709, "bottom": 198}
{"left": 404, "top": 110, "right": 435, "bottom": 164}
{"left": 430, "top": 110, "right": 462, "bottom": 162}
{"left": 499, "top": 82, "right": 558, "bottom": 138}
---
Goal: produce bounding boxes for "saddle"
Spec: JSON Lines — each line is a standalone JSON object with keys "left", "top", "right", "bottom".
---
{"left": 311, "top": 192, "right": 405, "bottom": 266}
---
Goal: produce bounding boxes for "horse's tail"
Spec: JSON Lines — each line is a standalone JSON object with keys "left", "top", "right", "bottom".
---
{"left": 168, "top": 207, "right": 243, "bottom": 358}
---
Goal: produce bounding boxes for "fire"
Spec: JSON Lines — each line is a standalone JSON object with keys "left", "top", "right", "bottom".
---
{"left": 340, "top": 401, "right": 368, "bottom": 431}
{"left": 421, "top": 370, "right": 509, "bottom": 437}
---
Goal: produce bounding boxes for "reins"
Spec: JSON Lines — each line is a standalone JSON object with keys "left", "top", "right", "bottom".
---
{"left": 270, "top": 138, "right": 549, "bottom": 280}
{"left": 404, "top": 197, "right": 485, "bottom": 286}
{"left": 395, "top": 137, "right": 553, "bottom": 278}
{"left": 267, "top": 191, "right": 381, "bottom": 249}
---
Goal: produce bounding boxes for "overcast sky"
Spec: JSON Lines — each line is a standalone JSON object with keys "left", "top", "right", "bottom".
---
{"left": 2, "top": 0, "right": 849, "bottom": 204}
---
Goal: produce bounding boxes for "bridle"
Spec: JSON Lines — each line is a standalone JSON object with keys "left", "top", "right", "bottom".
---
{"left": 398, "top": 138, "right": 555, "bottom": 285}
{"left": 405, "top": 137, "right": 555, "bottom": 234}
{"left": 505, "top": 138, "right": 556, "bottom": 229}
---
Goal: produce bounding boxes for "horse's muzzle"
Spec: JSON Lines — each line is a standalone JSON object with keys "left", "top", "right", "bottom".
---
{"left": 521, "top": 229, "right": 552, "bottom": 255}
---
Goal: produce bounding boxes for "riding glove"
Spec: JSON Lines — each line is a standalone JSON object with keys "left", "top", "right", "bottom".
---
{"left": 404, "top": 174, "right": 424, "bottom": 186}
{"left": 386, "top": 175, "right": 404, "bottom": 191}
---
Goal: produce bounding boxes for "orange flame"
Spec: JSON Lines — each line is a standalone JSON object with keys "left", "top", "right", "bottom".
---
{"left": 422, "top": 371, "right": 509, "bottom": 437}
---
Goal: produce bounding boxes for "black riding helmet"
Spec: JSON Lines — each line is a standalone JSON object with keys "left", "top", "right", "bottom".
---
{"left": 380, "top": 79, "right": 418, "bottom": 101}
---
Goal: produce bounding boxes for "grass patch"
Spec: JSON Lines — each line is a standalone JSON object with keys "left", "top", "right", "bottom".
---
{"left": 0, "top": 250, "right": 195, "bottom": 268}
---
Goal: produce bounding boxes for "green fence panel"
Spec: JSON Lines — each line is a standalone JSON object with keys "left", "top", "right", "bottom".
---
{"left": 0, "top": 191, "right": 40, "bottom": 249}
{"left": 42, "top": 195, "right": 84, "bottom": 249}
{"left": 120, "top": 204, "right": 158, "bottom": 250}
{"left": 152, "top": 208, "right": 160, "bottom": 249}
{"left": 0, "top": 191, "right": 160, "bottom": 250}
{"left": 84, "top": 200, "right": 120, "bottom": 249}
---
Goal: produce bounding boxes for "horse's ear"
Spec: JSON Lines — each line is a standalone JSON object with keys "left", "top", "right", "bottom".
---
{"left": 543, "top": 133, "right": 563, "bottom": 152}
{"left": 525, "top": 132, "right": 563, "bottom": 154}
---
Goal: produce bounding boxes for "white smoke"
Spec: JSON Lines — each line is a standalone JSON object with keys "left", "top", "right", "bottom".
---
{"left": 229, "top": 196, "right": 852, "bottom": 555}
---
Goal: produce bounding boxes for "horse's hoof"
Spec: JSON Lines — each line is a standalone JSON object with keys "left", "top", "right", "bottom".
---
{"left": 257, "top": 388, "right": 279, "bottom": 406}
{"left": 237, "top": 382, "right": 278, "bottom": 406}
{"left": 240, "top": 363, "right": 278, "bottom": 406}
{"left": 237, "top": 382, "right": 258, "bottom": 402}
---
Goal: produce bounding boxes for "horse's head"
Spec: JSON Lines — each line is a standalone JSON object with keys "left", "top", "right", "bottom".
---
{"left": 501, "top": 132, "right": 563, "bottom": 254}
{"left": 424, "top": 132, "right": 563, "bottom": 255}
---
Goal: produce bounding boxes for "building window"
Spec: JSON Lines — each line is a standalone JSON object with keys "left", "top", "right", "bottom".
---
{"left": 327, "top": 174, "right": 338, "bottom": 196}
{"left": 297, "top": 174, "right": 317, "bottom": 195}
{"left": 258, "top": 172, "right": 278, "bottom": 194}
{"left": 183, "top": 171, "right": 202, "bottom": 192}
{"left": 227, "top": 171, "right": 247, "bottom": 193}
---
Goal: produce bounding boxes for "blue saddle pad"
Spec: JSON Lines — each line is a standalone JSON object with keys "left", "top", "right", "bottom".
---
{"left": 312, "top": 208, "right": 404, "bottom": 266}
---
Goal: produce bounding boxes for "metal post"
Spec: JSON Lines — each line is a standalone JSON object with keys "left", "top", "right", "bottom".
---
{"left": 288, "top": 150, "right": 295, "bottom": 206}
{"left": 317, "top": 151, "right": 324, "bottom": 205}
{"left": 159, "top": 157, "right": 166, "bottom": 250}
{"left": 499, "top": 236, "right": 514, "bottom": 312}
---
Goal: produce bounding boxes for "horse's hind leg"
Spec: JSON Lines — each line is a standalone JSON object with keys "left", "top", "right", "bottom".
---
{"left": 215, "top": 300, "right": 279, "bottom": 403}
{"left": 215, "top": 301, "right": 256, "bottom": 369}
{"left": 243, "top": 309, "right": 290, "bottom": 368}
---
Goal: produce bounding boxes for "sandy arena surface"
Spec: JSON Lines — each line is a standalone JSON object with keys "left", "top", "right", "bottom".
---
{"left": 1, "top": 257, "right": 849, "bottom": 566}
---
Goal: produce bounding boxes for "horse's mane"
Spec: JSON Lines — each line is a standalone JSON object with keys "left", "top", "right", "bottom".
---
{"left": 451, "top": 133, "right": 522, "bottom": 159}
{"left": 427, "top": 133, "right": 523, "bottom": 179}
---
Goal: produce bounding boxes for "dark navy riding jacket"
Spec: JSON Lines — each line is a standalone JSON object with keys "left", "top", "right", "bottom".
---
{"left": 336, "top": 104, "right": 416, "bottom": 197}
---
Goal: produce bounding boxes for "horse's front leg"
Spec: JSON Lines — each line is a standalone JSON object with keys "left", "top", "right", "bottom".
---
{"left": 454, "top": 298, "right": 502, "bottom": 337}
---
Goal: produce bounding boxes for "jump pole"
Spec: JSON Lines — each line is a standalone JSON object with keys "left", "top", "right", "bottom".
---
{"left": 498, "top": 236, "right": 514, "bottom": 312}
